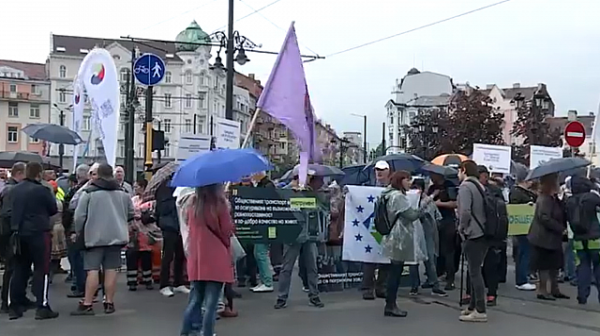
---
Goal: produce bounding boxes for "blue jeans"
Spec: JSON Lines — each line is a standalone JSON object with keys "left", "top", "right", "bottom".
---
{"left": 576, "top": 249, "right": 600, "bottom": 303}
{"left": 515, "top": 235, "right": 531, "bottom": 286}
{"left": 181, "top": 281, "right": 223, "bottom": 336}
{"left": 565, "top": 240, "right": 577, "bottom": 281}
{"left": 68, "top": 242, "right": 86, "bottom": 293}
{"left": 254, "top": 244, "right": 273, "bottom": 287}
{"left": 409, "top": 259, "right": 439, "bottom": 290}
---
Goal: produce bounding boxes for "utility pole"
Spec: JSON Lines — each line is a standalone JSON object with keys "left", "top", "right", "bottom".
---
{"left": 381, "top": 122, "right": 386, "bottom": 156}
{"left": 124, "top": 47, "right": 137, "bottom": 183}
{"left": 225, "top": 0, "right": 235, "bottom": 120}
{"left": 363, "top": 115, "right": 367, "bottom": 164}
{"left": 144, "top": 87, "right": 154, "bottom": 178}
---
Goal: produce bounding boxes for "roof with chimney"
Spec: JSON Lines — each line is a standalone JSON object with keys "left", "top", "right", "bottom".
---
{"left": 51, "top": 34, "right": 184, "bottom": 62}
{"left": 482, "top": 83, "right": 551, "bottom": 101}
{"left": 0, "top": 59, "right": 47, "bottom": 80}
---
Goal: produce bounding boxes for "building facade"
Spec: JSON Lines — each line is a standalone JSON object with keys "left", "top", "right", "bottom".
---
{"left": 385, "top": 68, "right": 453, "bottom": 154}
{"left": 0, "top": 60, "right": 50, "bottom": 154}
{"left": 483, "top": 83, "right": 554, "bottom": 145}
{"left": 46, "top": 21, "right": 251, "bottom": 169}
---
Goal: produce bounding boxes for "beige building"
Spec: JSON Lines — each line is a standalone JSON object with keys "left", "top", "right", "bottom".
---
{"left": 0, "top": 60, "right": 51, "bottom": 154}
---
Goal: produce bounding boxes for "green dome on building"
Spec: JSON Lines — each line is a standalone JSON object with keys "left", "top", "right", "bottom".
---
{"left": 175, "top": 20, "right": 210, "bottom": 52}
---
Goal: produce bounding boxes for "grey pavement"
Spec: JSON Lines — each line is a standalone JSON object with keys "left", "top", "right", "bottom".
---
{"left": 2, "top": 269, "right": 600, "bottom": 336}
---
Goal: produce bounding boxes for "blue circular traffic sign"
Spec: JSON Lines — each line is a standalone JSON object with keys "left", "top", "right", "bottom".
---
{"left": 134, "top": 53, "right": 165, "bottom": 86}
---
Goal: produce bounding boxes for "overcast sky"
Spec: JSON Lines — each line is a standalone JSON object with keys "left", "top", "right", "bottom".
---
{"left": 2, "top": 0, "right": 599, "bottom": 147}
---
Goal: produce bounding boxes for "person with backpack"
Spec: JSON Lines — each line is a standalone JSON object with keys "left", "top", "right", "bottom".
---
{"left": 565, "top": 175, "right": 600, "bottom": 304}
{"left": 528, "top": 173, "right": 570, "bottom": 301}
{"left": 377, "top": 171, "right": 434, "bottom": 317}
{"left": 456, "top": 160, "right": 489, "bottom": 322}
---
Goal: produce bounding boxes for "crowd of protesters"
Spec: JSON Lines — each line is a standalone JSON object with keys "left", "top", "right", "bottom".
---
{"left": 1, "top": 155, "right": 599, "bottom": 334}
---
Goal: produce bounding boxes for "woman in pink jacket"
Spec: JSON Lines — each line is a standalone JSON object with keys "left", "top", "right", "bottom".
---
{"left": 180, "top": 183, "right": 234, "bottom": 336}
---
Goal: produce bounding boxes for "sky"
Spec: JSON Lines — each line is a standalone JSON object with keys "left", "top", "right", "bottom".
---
{"left": 1, "top": 0, "right": 600, "bottom": 148}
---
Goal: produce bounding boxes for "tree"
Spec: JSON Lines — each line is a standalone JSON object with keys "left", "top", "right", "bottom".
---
{"left": 511, "top": 99, "right": 562, "bottom": 164}
{"left": 447, "top": 89, "right": 505, "bottom": 155}
{"left": 405, "top": 108, "right": 451, "bottom": 160}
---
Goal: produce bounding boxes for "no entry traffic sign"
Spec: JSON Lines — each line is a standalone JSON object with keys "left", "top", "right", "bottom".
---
{"left": 564, "top": 121, "right": 586, "bottom": 148}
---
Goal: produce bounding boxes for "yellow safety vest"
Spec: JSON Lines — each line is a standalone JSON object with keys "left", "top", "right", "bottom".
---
{"left": 56, "top": 187, "right": 65, "bottom": 202}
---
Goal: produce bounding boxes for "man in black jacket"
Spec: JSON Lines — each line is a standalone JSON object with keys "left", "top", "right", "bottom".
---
{"left": 0, "top": 162, "right": 27, "bottom": 313}
{"left": 9, "top": 162, "right": 58, "bottom": 320}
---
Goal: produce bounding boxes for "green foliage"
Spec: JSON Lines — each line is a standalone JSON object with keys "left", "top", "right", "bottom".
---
{"left": 511, "top": 102, "right": 562, "bottom": 164}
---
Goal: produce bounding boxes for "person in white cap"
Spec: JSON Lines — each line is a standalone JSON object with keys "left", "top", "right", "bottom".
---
{"left": 361, "top": 160, "right": 392, "bottom": 300}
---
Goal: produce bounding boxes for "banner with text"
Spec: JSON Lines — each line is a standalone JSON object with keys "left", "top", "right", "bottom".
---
{"left": 507, "top": 204, "right": 534, "bottom": 236}
{"left": 230, "top": 186, "right": 329, "bottom": 244}
{"left": 214, "top": 116, "right": 241, "bottom": 150}
{"left": 176, "top": 133, "right": 211, "bottom": 162}
{"left": 473, "top": 143, "right": 512, "bottom": 174}
{"left": 530, "top": 145, "right": 563, "bottom": 169}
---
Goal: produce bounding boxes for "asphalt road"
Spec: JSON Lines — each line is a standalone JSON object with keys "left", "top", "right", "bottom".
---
{"left": 1, "top": 269, "right": 600, "bottom": 336}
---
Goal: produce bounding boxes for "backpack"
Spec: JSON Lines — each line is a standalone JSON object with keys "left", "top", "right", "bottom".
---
{"left": 467, "top": 180, "right": 508, "bottom": 241}
{"left": 373, "top": 195, "right": 399, "bottom": 235}
{"left": 566, "top": 196, "right": 589, "bottom": 236}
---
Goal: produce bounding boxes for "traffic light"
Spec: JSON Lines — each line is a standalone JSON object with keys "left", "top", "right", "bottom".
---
{"left": 152, "top": 129, "right": 165, "bottom": 151}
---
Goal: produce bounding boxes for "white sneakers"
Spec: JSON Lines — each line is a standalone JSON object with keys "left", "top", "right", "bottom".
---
{"left": 160, "top": 285, "right": 190, "bottom": 297}
{"left": 251, "top": 284, "right": 274, "bottom": 293}
{"left": 459, "top": 310, "right": 488, "bottom": 322}
{"left": 516, "top": 283, "right": 537, "bottom": 291}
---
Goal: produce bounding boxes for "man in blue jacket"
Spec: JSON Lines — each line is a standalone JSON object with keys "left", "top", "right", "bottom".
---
{"left": 8, "top": 162, "right": 58, "bottom": 320}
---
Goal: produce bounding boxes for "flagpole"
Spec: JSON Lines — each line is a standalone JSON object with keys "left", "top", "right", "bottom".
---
{"left": 588, "top": 102, "right": 600, "bottom": 178}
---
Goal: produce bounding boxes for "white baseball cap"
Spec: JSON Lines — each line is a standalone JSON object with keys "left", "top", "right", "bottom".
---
{"left": 374, "top": 161, "right": 390, "bottom": 170}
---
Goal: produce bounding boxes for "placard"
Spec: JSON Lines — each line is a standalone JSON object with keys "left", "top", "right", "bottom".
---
{"left": 507, "top": 204, "right": 534, "bottom": 236}
{"left": 530, "top": 145, "right": 563, "bottom": 169}
{"left": 230, "top": 186, "right": 329, "bottom": 243}
{"left": 176, "top": 133, "right": 211, "bottom": 161}
{"left": 214, "top": 116, "right": 241, "bottom": 150}
{"left": 472, "top": 143, "right": 512, "bottom": 174}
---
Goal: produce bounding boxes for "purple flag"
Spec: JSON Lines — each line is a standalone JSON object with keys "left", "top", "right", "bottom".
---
{"left": 257, "top": 22, "right": 320, "bottom": 166}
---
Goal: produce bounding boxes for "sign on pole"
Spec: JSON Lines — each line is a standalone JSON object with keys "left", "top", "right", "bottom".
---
{"left": 134, "top": 53, "right": 166, "bottom": 86}
{"left": 564, "top": 121, "right": 586, "bottom": 148}
{"left": 214, "top": 116, "right": 241, "bottom": 149}
{"left": 472, "top": 143, "right": 512, "bottom": 174}
{"left": 176, "top": 134, "right": 211, "bottom": 162}
{"left": 530, "top": 145, "right": 563, "bottom": 169}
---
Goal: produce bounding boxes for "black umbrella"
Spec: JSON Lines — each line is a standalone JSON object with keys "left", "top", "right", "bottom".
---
{"left": 280, "top": 164, "right": 345, "bottom": 181}
{"left": 525, "top": 157, "right": 590, "bottom": 181}
{"left": 420, "top": 163, "right": 458, "bottom": 177}
{"left": 340, "top": 164, "right": 370, "bottom": 186}
{"left": 22, "top": 123, "right": 82, "bottom": 145}
{"left": 0, "top": 151, "right": 45, "bottom": 168}
{"left": 365, "top": 153, "right": 427, "bottom": 173}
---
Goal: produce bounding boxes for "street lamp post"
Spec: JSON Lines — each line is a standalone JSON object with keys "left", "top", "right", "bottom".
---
{"left": 351, "top": 113, "right": 368, "bottom": 164}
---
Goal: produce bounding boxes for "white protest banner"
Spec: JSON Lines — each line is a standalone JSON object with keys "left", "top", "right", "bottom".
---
{"left": 176, "top": 133, "right": 211, "bottom": 162}
{"left": 214, "top": 116, "right": 241, "bottom": 149}
{"left": 472, "top": 143, "right": 512, "bottom": 174}
{"left": 342, "top": 185, "right": 389, "bottom": 264}
{"left": 78, "top": 48, "right": 119, "bottom": 167}
{"left": 530, "top": 145, "right": 563, "bottom": 169}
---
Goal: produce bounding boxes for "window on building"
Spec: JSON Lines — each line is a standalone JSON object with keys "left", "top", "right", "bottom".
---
{"left": 31, "top": 84, "right": 38, "bottom": 94}
{"left": 7, "top": 126, "right": 18, "bottom": 143}
{"left": 83, "top": 116, "right": 91, "bottom": 131}
{"left": 30, "top": 104, "right": 40, "bottom": 118}
{"left": 138, "top": 143, "right": 145, "bottom": 158}
{"left": 119, "top": 140, "right": 125, "bottom": 157}
{"left": 198, "top": 92, "right": 206, "bottom": 109}
{"left": 280, "top": 142, "right": 285, "bottom": 149}
{"left": 30, "top": 137, "right": 40, "bottom": 144}
{"left": 165, "top": 71, "right": 172, "bottom": 83}
{"left": 164, "top": 143, "right": 171, "bottom": 157}
{"left": 59, "top": 65, "right": 67, "bottom": 78}
{"left": 120, "top": 68, "right": 130, "bottom": 82}
{"left": 185, "top": 119, "right": 192, "bottom": 133}
{"left": 185, "top": 71, "right": 193, "bottom": 84}
{"left": 239, "top": 119, "right": 245, "bottom": 132}
{"left": 542, "top": 100, "right": 550, "bottom": 110}
{"left": 164, "top": 93, "right": 172, "bottom": 108}
{"left": 185, "top": 94, "right": 192, "bottom": 108}
{"left": 59, "top": 90, "right": 66, "bottom": 103}
{"left": 200, "top": 73, "right": 205, "bottom": 85}
{"left": 8, "top": 102, "right": 18, "bottom": 117}
{"left": 163, "top": 119, "right": 172, "bottom": 132}
{"left": 9, "top": 84, "right": 16, "bottom": 93}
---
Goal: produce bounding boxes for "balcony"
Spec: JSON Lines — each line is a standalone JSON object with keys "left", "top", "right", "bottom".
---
{"left": 0, "top": 90, "right": 46, "bottom": 102}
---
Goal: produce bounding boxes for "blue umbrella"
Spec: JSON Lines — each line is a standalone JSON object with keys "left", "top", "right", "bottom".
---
{"left": 171, "top": 148, "right": 273, "bottom": 187}
{"left": 525, "top": 157, "right": 590, "bottom": 181}
{"left": 22, "top": 123, "right": 82, "bottom": 145}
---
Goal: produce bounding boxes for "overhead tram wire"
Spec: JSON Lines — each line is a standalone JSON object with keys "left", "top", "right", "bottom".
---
{"left": 135, "top": 0, "right": 221, "bottom": 33}
{"left": 211, "top": 0, "right": 286, "bottom": 32}
{"left": 325, "top": 0, "right": 513, "bottom": 58}
{"left": 237, "top": 0, "right": 321, "bottom": 57}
